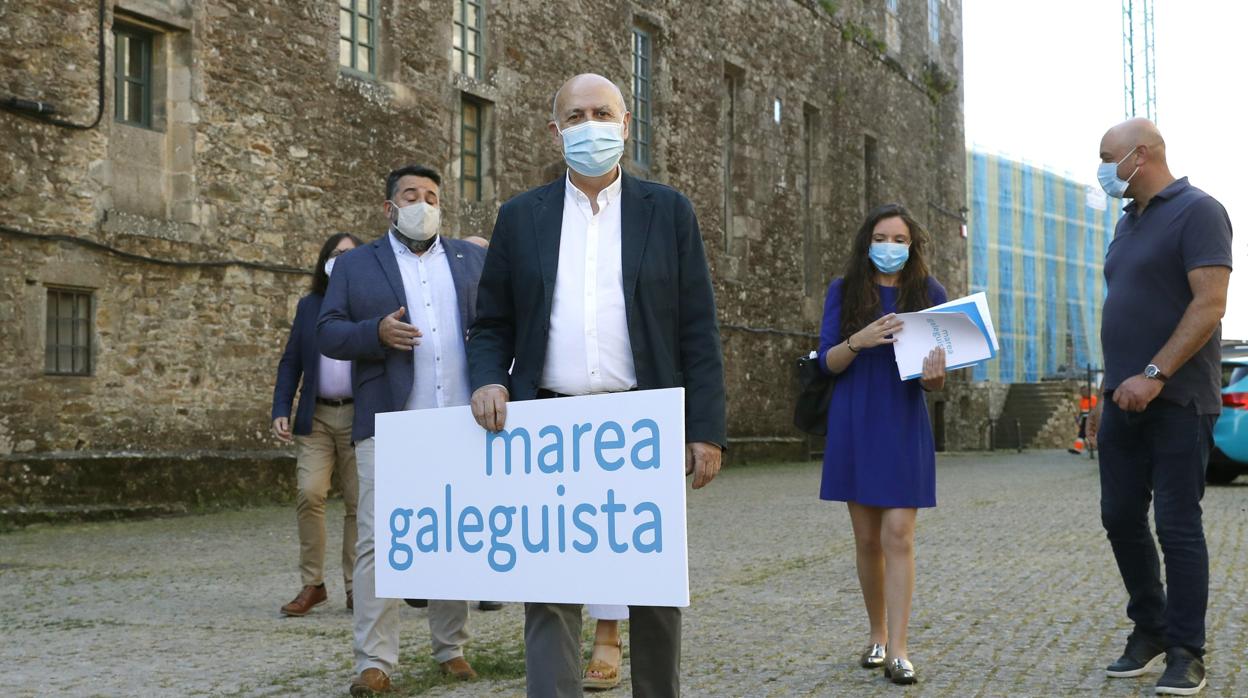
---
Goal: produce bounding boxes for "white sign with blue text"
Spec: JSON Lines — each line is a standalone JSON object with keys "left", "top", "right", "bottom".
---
{"left": 374, "top": 389, "right": 689, "bottom": 607}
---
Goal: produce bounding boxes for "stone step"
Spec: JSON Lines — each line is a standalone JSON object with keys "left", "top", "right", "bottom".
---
{"left": 0, "top": 449, "right": 299, "bottom": 527}
{"left": 1008, "top": 384, "right": 1076, "bottom": 394}
{"left": 994, "top": 381, "right": 1083, "bottom": 449}
{"left": 0, "top": 503, "right": 189, "bottom": 530}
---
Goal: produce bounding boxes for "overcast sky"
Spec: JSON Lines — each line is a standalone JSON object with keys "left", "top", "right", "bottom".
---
{"left": 963, "top": 0, "right": 1247, "bottom": 339}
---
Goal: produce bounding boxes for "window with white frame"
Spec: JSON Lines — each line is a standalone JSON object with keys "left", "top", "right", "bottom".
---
{"left": 928, "top": 0, "right": 941, "bottom": 50}
{"left": 885, "top": 0, "right": 902, "bottom": 54}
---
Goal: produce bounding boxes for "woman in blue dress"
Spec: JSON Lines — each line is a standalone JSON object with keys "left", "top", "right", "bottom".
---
{"left": 818, "top": 203, "right": 947, "bottom": 685}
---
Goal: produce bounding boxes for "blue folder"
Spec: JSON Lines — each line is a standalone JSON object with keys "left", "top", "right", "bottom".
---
{"left": 927, "top": 300, "right": 998, "bottom": 360}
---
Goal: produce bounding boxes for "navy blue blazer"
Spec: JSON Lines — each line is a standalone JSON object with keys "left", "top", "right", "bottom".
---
{"left": 317, "top": 234, "right": 485, "bottom": 443}
{"left": 467, "top": 172, "right": 727, "bottom": 447}
{"left": 271, "top": 292, "right": 332, "bottom": 436}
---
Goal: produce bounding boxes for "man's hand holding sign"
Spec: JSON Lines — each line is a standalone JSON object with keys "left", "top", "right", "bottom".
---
{"left": 470, "top": 384, "right": 509, "bottom": 431}
{"left": 684, "top": 442, "right": 721, "bottom": 490}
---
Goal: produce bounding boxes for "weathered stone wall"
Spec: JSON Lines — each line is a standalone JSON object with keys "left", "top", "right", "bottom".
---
{"left": 0, "top": 0, "right": 970, "bottom": 477}
{"left": 933, "top": 380, "right": 1010, "bottom": 452}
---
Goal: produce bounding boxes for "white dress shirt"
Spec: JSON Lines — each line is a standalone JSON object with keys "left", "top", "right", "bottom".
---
{"left": 540, "top": 168, "right": 637, "bottom": 396}
{"left": 316, "top": 355, "right": 353, "bottom": 399}
{"left": 388, "top": 233, "right": 470, "bottom": 410}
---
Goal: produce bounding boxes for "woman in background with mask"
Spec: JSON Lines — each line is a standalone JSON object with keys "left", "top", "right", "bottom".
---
{"left": 817, "top": 204, "right": 946, "bottom": 685}
{"left": 271, "top": 232, "right": 364, "bottom": 617}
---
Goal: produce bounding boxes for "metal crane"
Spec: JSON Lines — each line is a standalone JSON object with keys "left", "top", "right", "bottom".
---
{"left": 1122, "top": 0, "right": 1157, "bottom": 122}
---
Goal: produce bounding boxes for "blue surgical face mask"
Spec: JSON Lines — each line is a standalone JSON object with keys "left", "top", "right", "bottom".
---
{"left": 869, "top": 242, "right": 910, "bottom": 274}
{"left": 1097, "top": 146, "right": 1140, "bottom": 199}
{"left": 558, "top": 120, "right": 625, "bottom": 177}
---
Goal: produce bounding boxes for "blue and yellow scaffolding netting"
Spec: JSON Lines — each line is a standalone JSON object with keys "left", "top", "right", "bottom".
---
{"left": 966, "top": 149, "right": 1119, "bottom": 383}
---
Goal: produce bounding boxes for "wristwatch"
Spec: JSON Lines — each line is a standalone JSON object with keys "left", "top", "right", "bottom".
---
{"left": 1144, "top": 364, "right": 1169, "bottom": 382}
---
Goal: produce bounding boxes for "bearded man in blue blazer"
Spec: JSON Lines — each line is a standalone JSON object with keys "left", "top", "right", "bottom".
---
{"left": 318, "top": 164, "right": 485, "bottom": 696}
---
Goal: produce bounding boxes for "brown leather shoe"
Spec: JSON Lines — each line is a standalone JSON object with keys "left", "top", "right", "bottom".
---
{"left": 346, "top": 590, "right": 353, "bottom": 611}
{"left": 439, "top": 656, "right": 478, "bottom": 680}
{"left": 280, "top": 584, "right": 327, "bottom": 617}
{"left": 348, "top": 668, "right": 391, "bottom": 696}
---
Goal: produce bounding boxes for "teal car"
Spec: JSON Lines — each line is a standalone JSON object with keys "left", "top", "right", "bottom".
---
{"left": 1208, "top": 355, "right": 1248, "bottom": 484}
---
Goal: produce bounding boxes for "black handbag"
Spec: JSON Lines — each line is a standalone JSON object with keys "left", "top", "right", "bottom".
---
{"left": 793, "top": 350, "right": 836, "bottom": 436}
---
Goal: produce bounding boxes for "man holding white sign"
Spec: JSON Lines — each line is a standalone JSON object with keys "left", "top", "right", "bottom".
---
{"left": 467, "top": 73, "right": 726, "bottom": 698}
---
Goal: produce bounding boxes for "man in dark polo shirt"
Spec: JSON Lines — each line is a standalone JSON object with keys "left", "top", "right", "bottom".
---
{"left": 1088, "top": 118, "right": 1232, "bottom": 696}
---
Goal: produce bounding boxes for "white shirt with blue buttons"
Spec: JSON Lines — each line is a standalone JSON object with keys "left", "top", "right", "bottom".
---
{"left": 387, "top": 232, "right": 470, "bottom": 411}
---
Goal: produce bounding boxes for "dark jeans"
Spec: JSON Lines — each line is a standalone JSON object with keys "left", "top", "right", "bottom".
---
{"left": 525, "top": 391, "right": 681, "bottom": 696}
{"left": 524, "top": 602, "right": 681, "bottom": 697}
{"left": 1098, "top": 397, "right": 1215, "bottom": 655}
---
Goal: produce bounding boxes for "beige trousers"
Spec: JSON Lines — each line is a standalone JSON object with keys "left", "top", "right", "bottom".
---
{"left": 353, "top": 437, "right": 470, "bottom": 674}
{"left": 293, "top": 402, "right": 359, "bottom": 593}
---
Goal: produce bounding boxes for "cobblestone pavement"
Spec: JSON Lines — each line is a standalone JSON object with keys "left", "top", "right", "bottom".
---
{"left": 3, "top": 451, "right": 1247, "bottom": 697}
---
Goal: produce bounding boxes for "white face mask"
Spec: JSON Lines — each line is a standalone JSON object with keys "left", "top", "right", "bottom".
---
{"left": 324, "top": 256, "right": 337, "bottom": 277}
{"left": 390, "top": 200, "right": 440, "bottom": 242}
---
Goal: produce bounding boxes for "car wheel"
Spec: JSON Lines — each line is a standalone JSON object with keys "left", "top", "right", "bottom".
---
{"left": 1206, "top": 462, "right": 1241, "bottom": 485}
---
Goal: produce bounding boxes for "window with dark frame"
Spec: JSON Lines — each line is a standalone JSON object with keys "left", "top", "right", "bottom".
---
{"left": 802, "top": 106, "right": 819, "bottom": 295}
{"left": 45, "top": 288, "right": 93, "bottom": 376}
{"left": 460, "top": 97, "right": 483, "bottom": 201}
{"left": 453, "top": 0, "right": 485, "bottom": 79}
{"left": 113, "top": 25, "right": 153, "bottom": 128}
{"left": 864, "top": 134, "right": 880, "bottom": 210}
{"left": 722, "top": 69, "right": 737, "bottom": 253}
{"left": 631, "top": 27, "right": 652, "bottom": 168}
{"left": 339, "top": 0, "right": 376, "bottom": 76}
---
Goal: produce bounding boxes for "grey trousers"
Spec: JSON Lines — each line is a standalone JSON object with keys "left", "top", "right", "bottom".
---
{"left": 525, "top": 602, "right": 681, "bottom": 697}
{"left": 353, "top": 438, "right": 470, "bottom": 675}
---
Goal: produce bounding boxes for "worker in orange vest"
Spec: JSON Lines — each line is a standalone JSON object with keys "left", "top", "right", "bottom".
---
{"left": 1069, "top": 385, "right": 1098, "bottom": 454}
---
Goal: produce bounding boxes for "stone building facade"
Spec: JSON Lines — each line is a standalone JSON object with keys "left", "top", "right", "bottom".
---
{"left": 0, "top": 0, "right": 968, "bottom": 500}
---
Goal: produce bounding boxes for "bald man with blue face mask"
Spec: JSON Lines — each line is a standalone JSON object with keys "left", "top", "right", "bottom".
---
{"left": 1090, "top": 118, "right": 1233, "bottom": 697}
{"left": 467, "top": 74, "right": 727, "bottom": 698}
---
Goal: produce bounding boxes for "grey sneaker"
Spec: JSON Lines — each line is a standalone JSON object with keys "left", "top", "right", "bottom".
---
{"left": 1155, "top": 647, "right": 1206, "bottom": 696}
{"left": 1106, "top": 631, "right": 1166, "bottom": 678}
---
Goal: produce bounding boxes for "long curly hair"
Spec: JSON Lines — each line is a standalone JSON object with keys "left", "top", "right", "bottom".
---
{"left": 839, "top": 203, "right": 932, "bottom": 340}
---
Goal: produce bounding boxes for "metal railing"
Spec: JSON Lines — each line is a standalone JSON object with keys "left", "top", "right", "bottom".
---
{"left": 982, "top": 417, "right": 1023, "bottom": 453}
